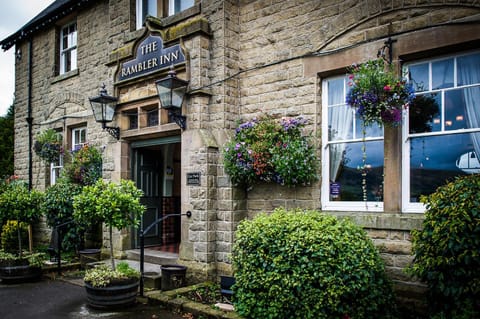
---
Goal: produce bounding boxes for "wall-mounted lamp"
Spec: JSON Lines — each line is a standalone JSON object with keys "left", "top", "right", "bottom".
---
{"left": 155, "top": 67, "right": 189, "bottom": 130}
{"left": 89, "top": 84, "right": 120, "bottom": 140}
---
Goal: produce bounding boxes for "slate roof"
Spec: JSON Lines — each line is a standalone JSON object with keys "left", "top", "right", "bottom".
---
{"left": 0, "top": 0, "right": 95, "bottom": 51}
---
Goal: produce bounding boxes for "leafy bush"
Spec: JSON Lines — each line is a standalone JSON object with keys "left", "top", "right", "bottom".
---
{"left": 1, "top": 220, "right": 28, "bottom": 253}
{"left": 43, "top": 179, "right": 84, "bottom": 252}
{"left": 409, "top": 174, "right": 480, "bottom": 318}
{"left": 63, "top": 144, "right": 102, "bottom": 186}
{"left": 84, "top": 261, "right": 140, "bottom": 288}
{"left": 232, "top": 208, "right": 397, "bottom": 319}
{"left": 73, "top": 179, "right": 145, "bottom": 269}
{"left": 223, "top": 117, "right": 317, "bottom": 189}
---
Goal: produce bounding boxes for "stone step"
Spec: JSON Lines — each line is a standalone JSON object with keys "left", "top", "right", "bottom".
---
{"left": 125, "top": 249, "right": 179, "bottom": 266}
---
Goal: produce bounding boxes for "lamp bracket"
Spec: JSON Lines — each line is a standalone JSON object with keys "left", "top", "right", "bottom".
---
{"left": 169, "top": 110, "right": 186, "bottom": 130}
{"left": 104, "top": 126, "right": 120, "bottom": 140}
{"left": 377, "top": 37, "right": 397, "bottom": 64}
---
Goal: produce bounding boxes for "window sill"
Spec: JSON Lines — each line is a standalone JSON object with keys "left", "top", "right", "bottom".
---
{"left": 323, "top": 211, "right": 425, "bottom": 231}
{"left": 51, "top": 69, "right": 79, "bottom": 84}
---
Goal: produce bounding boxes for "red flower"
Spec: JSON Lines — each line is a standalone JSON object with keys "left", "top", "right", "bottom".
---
{"left": 383, "top": 84, "right": 391, "bottom": 91}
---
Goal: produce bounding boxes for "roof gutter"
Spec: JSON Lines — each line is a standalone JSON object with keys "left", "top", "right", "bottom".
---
{"left": 1, "top": 0, "right": 95, "bottom": 51}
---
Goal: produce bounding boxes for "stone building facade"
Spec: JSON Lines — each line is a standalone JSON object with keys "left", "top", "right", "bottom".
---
{"left": 2, "top": 0, "right": 480, "bottom": 312}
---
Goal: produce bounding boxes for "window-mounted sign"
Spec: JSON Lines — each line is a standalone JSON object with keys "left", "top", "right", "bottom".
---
{"left": 117, "top": 34, "right": 186, "bottom": 82}
{"left": 186, "top": 172, "right": 201, "bottom": 186}
{"left": 330, "top": 182, "right": 341, "bottom": 198}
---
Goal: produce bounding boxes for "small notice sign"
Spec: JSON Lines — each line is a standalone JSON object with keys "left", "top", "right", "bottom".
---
{"left": 187, "top": 172, "right": 201, "bottom": 185}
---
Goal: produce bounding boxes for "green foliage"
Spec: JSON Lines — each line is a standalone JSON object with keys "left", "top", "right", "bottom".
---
{"left": 1, "top": 220, "right": 28, "bottom": 253}
{"left": 63, "top": 144, "right": 102, "bottom": 186}
{"left": 84, "top": 262, "right": 140, "bottom": 288}
{"left": 223, "top": 117, "right": 318, "bottom": 189}
{"left": 0, "top": 104, "right": 14, "bottom": 178}
{"left": 0, "top": 250, "right": 45, "bottom": 267}
{"left": 73, "top": 179, "right": 145, "bottom": 269}
{"left": 73, "top": 179, "right": 145, "bottom": 231}
{"left": 409, "top": 174, "right": 480, "bottom": 318}
{"left": 33, "top": 128, "right": 63, "bottom": 163}
{"left": 43, "top": 179, "right": 84, "bottom": 252}
{"left": 0, "top": 179, "right": 44, "bottom": 224}
{"left": 232, "top": 208, "right": 397, "bottom": 319}
{"left": 0, "top": 178, "right": 44, "bottom": 256}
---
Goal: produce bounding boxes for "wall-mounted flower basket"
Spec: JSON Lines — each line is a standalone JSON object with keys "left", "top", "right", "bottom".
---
{"left": 34, "top": 128, "right": 63, "bottom": 163}
{"left": 223, "top": 116, "right": 318, "bottom": 190}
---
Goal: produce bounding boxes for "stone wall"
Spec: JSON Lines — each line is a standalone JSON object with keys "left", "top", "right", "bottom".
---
{"left": 9, "top": 0, "right": 480, "bottom": 313}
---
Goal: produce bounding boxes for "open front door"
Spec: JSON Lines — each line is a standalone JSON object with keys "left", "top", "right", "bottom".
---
{"left": 132, "top": 141, "right": 182, "bottom": 252}
{"left": 136, "top": 149, "right": 163, "bottom": 247}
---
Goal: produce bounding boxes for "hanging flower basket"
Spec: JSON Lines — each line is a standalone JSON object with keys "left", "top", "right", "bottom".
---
{"left": 223, "top": 116, "right": 318, "bottom": 189}
{"left": 34, "top": 128, "right": 63, "bottom": 163}
{"left": 346, "top": 59, "right": 415, "bottom": 127}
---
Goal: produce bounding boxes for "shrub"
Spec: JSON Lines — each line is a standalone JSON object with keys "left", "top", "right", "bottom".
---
{"left": 63, "top": 144, "right": 102, "bottom": 186}
{"left": 73, "top": 179, "right": 145, "bottom": 269}
{"left": 1, "top": 220, "right": 28, "bottom": 253}
{"left": 84, "top": 261, "right": 140, "bottom": 288}
{"left": 409, "top": 174, "right": 480, "bottom": 318}
{"left": 43, "top": 179, "right": 84, "bottom": 252}
{"left": 232, "top": 208, "right": 397, "bottom": 319}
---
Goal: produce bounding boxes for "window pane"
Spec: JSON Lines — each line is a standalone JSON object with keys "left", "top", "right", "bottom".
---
{"left": 170, "top": 0, "right": 194, "bottom": 15}
{"left": 432, "top": 58, "right": 454, "bottom": 90}
{"left": 354, "top": 115, "right": 383, "bottom": 138}
{"left": 328, "top": 78, "right": 344, "bottom": 105}
{"left": 409, "top": 63, "right": 429, "bottom": 92}
{"left": 329, "top": 140, "right": 384, "bottom": 201}
{"left": 147, "top": 109, "right": 158, "bottom": 126}
{"left": 445, "top": 89, "right": 468, "bottom": 130}
{"left": 409, "top": 93, "right": 441, "bottom": 133}
{"left": 328, "top": 104, "right": 353, "bottom": 141}
{"left": 457, "top": 53, "right": 480, "bottom": 86}
{"left": 410, "top": 133, "right": 480, "bottom": 202}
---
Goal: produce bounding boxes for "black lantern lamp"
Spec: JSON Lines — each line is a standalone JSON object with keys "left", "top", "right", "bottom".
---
{"left": 155, "top": 67, "right": 189, "bottom": 129}
{"left": 89, "top": 84, "right": 120, "bottom": 140}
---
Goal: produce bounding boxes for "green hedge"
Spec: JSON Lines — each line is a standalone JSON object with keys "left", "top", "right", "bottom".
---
{"left": 232, "top": 208, "right": 397, "bottom": 319}
{"left": 409, "top": 174, "right": 480, "bottom": 318}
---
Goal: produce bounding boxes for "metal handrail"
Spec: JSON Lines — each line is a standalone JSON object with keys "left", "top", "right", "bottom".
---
{"left": 139, "top": 210, "right": 192, "bottom": 296}
{"left": 49, "top": 219, "right": 75, "bottom": 275}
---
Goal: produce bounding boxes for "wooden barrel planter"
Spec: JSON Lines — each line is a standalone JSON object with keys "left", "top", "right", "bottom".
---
{"left": 0, "top": 259, "right": 42, "bottom": 284}
{"left": 85, "top": 279, "right": 140, "bottom": 309}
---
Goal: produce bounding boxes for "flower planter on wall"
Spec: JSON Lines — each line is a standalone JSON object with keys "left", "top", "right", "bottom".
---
{"left": 84, "top": 279, "right": 140, "bottom": 309}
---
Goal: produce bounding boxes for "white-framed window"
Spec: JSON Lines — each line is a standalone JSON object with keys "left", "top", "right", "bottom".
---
{"left": 402, "top": 51, "right": 480, "bottom": 212}
{"left": 168, "top": 0, "right": 194, "bottom": 16}
{"left": 321, "top": 75, "right": 384, "bottom": 211}
{"left": 136, "top": 0, "right": 195, "bottom": 29}
{"left": 59, "top": 21, "right": 77, "bottom": 74}
{"left": 50, "top": 158, "right": 63, "bottom": 185}
{"left": 72, "top": 127, "right": 87, "bottom": 151}
{"left": 136, "top": 0, "right": 157, "bottom": 29}
{"left": 49, "top": 131, "right": 64, "bottom": 185}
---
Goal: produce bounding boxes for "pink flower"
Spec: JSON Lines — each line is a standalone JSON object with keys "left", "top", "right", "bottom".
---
{"left": 384, "top": 85, "right": 391, "bottom": 91}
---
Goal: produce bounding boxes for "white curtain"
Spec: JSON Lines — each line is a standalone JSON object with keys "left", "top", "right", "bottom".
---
{"left": 458, "top": 53, "right": 480, "bottom": 158}
{"left": 329, "top": 104, "right": 353, "bottom": 181}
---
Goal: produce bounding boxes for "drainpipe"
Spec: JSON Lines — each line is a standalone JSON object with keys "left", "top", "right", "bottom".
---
{"left": 26, "top": 39, "right": 33, "bottom": 190}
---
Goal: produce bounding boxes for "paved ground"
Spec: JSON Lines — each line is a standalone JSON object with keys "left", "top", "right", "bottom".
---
{"left": 0, "top": 277, "right": 186, "bottom": 319}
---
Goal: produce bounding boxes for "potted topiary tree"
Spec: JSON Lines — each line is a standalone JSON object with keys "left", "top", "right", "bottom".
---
{"left": 0, "top": 176, "right": 45, "bottom": 283}
{"left": 72, "top": 178, "right": 145, "bottom": 308}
